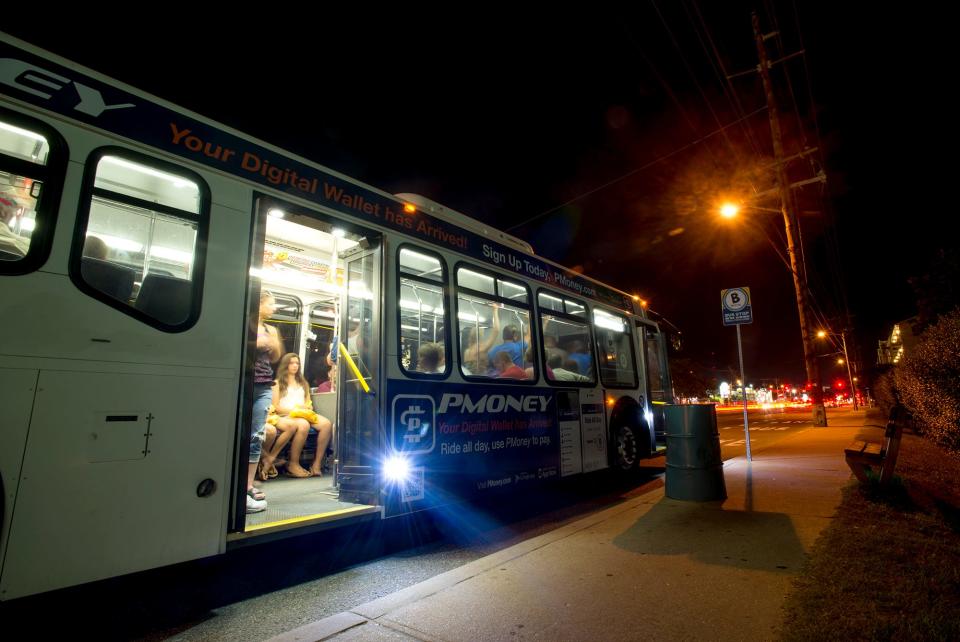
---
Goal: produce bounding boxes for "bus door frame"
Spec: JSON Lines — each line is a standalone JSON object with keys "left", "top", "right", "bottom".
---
{"left": 636, "top": 319, "right": 670, "bottom": 442}
{"left": 232, "top": 195, "right": 384, "bottom": 530}
{"left": 335, "top": 238, "right": 383, "bottom": 506}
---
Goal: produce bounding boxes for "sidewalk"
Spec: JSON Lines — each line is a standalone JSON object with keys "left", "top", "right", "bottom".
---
{"left": 272, "top": 410, "right": 871, "bottom": 641}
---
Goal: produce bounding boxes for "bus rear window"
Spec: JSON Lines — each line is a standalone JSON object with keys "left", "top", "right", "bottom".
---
{"left": 0, "top": 113, "right": 64, "bottom": 270}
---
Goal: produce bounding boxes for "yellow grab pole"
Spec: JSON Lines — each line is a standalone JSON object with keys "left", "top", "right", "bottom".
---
{"left": 339, "top": 342, "right": 371, "bottom": 394}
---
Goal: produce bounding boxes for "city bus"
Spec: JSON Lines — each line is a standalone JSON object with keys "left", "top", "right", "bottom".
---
{"left": 0, "top": 32, "right": 674, "bottom": 600}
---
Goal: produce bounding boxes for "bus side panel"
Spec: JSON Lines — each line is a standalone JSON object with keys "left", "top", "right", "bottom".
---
{"left": 382, "top": 379, "right": 563, "bottom": 517}
{"left": 0, "top": 370, "right": 233, "bottom": 599}
{"left": 0, "top": 368, "right": 39, "bottom": 573}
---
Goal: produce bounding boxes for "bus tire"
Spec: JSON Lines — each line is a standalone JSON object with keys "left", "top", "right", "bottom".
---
{"left": 610, "top": 422, "right": 641, "bottom": 473}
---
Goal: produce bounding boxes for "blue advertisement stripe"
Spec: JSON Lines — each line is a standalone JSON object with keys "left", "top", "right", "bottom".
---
{"left": 1, "top": 41, "right": 633, "bottom": 310}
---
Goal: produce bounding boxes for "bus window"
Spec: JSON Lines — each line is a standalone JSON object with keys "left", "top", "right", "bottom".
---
{"left": 456, "top": 266, "right": 495, "bottom": 295}
{"left": 593, "top": 309, "right": 638, "bottom": 389}
{"left": 72, "top": 149, "right": 209, "bottom": 331}
{"left": 456, "top": 266, "right": 535, "bottom": 381}
{"left": 398, "top": 246, "right": 448, "bottom": 376}
{"left": 0, "top": 110, "right": 65, "bottom": 271}
{"left": 267, "top": 293, "right": 301, "bottom": 356}
{"left": 538, "top": 291, "right": 595, "bottom": 384}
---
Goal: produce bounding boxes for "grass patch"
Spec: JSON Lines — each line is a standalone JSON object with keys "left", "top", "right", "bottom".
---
{"left": 779, "top": 433, "right": 960, "bottom": 641}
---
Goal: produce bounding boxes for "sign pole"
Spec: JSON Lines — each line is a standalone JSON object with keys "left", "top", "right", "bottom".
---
{"left": 722, "top": 287, "right": 754, "bottom": 462}
{"left": 736, "top": 324, "right": 752, "bottom": 462}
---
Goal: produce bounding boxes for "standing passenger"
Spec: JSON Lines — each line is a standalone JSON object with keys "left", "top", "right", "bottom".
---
{"left": 487, "top": 321, "right": 530, "bottom": 368}
{"left": 248, "top": 290, "right": 282, "bottom": 513}
{"left": 461, "top": 305, "right": 500, "bottom": 375}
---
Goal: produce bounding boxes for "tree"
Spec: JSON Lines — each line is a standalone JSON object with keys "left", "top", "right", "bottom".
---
{"left": 894, "top": 309, "right": 960, "bottom": 452}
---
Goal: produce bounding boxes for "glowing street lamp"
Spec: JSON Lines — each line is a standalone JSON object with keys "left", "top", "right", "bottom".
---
{"left": 718, "top": 200, "right": 827, "bottom": 425}
{"left": 817, "top": 329, "right": 858, "bottom": 411}
{"left": 720, "top": 203, "right": 739, "bottom": 219}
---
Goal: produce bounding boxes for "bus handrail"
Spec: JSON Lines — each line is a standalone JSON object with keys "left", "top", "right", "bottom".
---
{"left": 339, "top": 343, "right": 372, "bottom": 394}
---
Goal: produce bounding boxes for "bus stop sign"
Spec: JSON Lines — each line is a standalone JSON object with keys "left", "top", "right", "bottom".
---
{"left": 721, "top": 287, "right": 753, "bottom": 326}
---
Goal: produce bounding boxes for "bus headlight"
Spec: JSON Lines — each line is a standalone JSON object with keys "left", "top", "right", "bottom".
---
{"left": 384, "top": 455, "right": 411, "bottom": 482}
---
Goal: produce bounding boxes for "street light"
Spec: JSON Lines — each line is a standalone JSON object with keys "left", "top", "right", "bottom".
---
{"left": 719, "top": 200, "right": 827, "bottom": 426}
{"left": 817, "top": 329, "right": 858, "bottom": 411}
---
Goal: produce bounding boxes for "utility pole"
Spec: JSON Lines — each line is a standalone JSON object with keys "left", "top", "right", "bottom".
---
{"left": 840, "top": 332, "right": 858, "bottom": 411}
{"left": 752, "top": 12, "right": 827, "bottom": 426}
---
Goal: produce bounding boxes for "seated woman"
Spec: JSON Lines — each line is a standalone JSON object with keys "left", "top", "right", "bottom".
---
{"left": 260, "top": 353, "right": 333, "bottom": 478}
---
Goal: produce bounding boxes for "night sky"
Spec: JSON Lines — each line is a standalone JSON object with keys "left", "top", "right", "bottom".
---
{"left": 6, "top": 5, "right": 951, "bottom": 385}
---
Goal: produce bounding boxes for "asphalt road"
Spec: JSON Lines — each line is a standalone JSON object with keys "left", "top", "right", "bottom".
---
{"left": 715, "top": 406, "right": 817, "bottom": 460}
{"left": 1, "top": 406, "right": 822, "bottom": 641}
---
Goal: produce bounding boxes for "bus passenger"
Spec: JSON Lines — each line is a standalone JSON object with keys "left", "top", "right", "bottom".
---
{"left": 494, "top": 351, "right": 526, "bottom": 379}
{"left": 328, "top": 320, "right": 361, "bottom": 366}
{"left": 262, "top": 353, "right": 332, "bottom": 478}
{"left": 82, "top": 235, "right": 109, "bottom": 260}
{"left": 248, "top": 291, "right": 282, "bottom": 513}
{"left": 317, "top": 368, "right": 337, "bottom": 392}
{"left": 416, "top": 342, "right": 445, "bottom": 374}
{"left": 543, "top": 335, "right": 567, "bottom": 364}
{"left": 565, "top": 339, "right": 592, "bottom": 378}
{"left": 548, "top": 354, "right": 591, "bottom": 382}
{"left": 524, "top": 346, "right": 549, "bottom": 380}
{"left": 462, "top": 305, "right": 500, "bottom": 375}
{"left": 488, "top": 322, "right": 529, "bottom": 368}
{"left": 0, "top": 194, "right": 27, "bottom": 257}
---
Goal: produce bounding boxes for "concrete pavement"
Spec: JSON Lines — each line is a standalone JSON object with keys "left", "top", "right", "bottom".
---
{"left": 271, "top": 409, "right": 871, "bottom": 641}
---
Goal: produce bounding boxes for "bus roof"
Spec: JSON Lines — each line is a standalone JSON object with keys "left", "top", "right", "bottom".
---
{"left": 0, "top": 32, "right": 645, "bottom": 315}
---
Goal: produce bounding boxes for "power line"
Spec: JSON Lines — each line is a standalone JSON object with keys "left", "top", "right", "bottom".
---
{"left": 790, "top": 0, "right": 855, "bottom": 341}
{"left": 649, "top": 0, "right": 745, "bottom": 168}
{"left": 687, "top": 0, "right": 767, "bottom": 161}
{"left": 505, "top": 106, "right": 768, "bottom": 232}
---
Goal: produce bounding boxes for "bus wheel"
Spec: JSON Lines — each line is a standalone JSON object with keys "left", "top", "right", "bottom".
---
{"left": 611, "top": 423, "right": 640, "bottom": 472}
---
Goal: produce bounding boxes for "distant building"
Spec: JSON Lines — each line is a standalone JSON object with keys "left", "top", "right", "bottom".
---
{"left": 877, "top": 317, "right": 920, "bottom": 365}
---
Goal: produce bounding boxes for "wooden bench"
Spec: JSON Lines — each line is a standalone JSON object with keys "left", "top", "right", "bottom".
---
{"left": 845, "top": 407, "right": 905, "bottom": 485}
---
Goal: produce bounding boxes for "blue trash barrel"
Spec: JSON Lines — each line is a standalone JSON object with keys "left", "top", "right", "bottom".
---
{"left": 664, "top": 404, "right": 727, "bottom": 501}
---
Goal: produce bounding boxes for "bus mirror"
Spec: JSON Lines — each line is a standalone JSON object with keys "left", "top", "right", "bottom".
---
{"left": 670, "top": 333, "right": 682, "bottom": 352}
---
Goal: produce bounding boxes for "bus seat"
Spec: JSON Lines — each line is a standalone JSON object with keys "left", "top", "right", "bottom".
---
{"left": 134, "top": 273, "right": 191, "bottom": 325}
{"left": 311, "top": 392, "right": 337, "bottom": 423}
{"left": 80, "top": 257, "right": 135, "bottom": 302}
